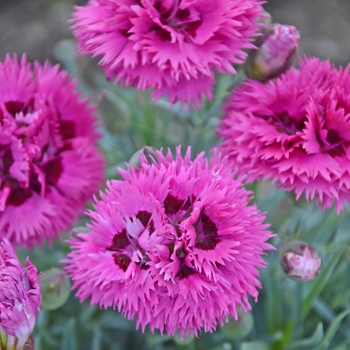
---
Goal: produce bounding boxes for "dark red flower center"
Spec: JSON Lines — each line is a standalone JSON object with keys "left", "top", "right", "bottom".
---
{"left": 175, "top": 247, "right": 196, "bottom": 279}
{"left": 149, "top": 1, "right": 203, "bottom": 41}
{"left": 272, "top": 109, "right": 348, "bottom": 157}
{"left": 108, "top": 210, "right": 153, "bottom": 271}
{"left": 164, "top": 194, "right": 220, "bottom": 250}
{"left": 273, "top": 112, "right": 307, "bottom": 135}
{"left": 58, "top": 120, "right": 76, "bottom": 140}
{"left": 194, "top": 210, "right": 220, "bottom": 250}
{"left": 113, "top": 254, "right": 132, "bottom": 272}
{"left": 42, "top": 157, "right": 63, "bottom": 186}
{"left": 177, "top": 264, "right": 196, "bottom": 279}
{"left": 163, "top": 194, "right": 184, "bottom": 214}
{"left": 1, "top": 100, "right": 34, "bottom": 120}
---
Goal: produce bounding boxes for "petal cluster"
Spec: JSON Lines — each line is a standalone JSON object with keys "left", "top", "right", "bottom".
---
{"left": 71, "top": 0, "right": 263, "bottom": 109}
{"left": 64, "top": 146, "right": 273, "bottom": 337}
{"left": 0, "top": 55, "right": 104, "bottom": 248}
{"left": 218, "top": 57, "right": 350, "bottom": 212}
{"left": 0, "top": 239, "right": 41, "bottom": 349}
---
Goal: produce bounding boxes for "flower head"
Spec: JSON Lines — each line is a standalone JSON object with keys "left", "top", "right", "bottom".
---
{"left": 245, "top": 24, "right": 300, "bottom": 81}
{"left": 280, "top": 240, "right": 321, "bottom": 282}
{"left": 64, "top": 146, "right": 273, "bottom": 337}
{"left": 71, "top": 0, "right": 263, "bottom": 109}
{"left": 0, "top": 54, "right": 104, "bottom": 248}
{"left": 0, "top": 239, "right": 41, "bottom": 349}
{"left": 218, "top": 57, "right": 350, "bottom": 212}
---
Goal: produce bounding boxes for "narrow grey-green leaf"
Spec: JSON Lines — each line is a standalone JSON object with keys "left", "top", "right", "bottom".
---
{"left": 285, "top": 323, "right": 323, "bottom": 349}
{"left": 60, "top": 318, "right": 77, "bottom": 350}
{"left": 318, "top": 308, "right": 350, "bottom": 350}
{"left": 302, "top": 249, "right": 344, "bottom": 319}
{"left": 241, "top": 341, "right": 269, "bottom": 350}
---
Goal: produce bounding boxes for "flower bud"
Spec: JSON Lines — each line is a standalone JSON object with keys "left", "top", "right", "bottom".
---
{"left": 245, "top": 24, "right": 300, "bottom": 81}
{"left": 129, "top": 146, "right": 159, "bottom": 168}
{"left": 280, "top": 240, "right": 321, "bottom": 282}
{"left": 40, "top": 268, "right": 71, "bottom": 311}
{"left": 0, "top": 240, "right": 41, "bottom": 349}
{"left": 221, "top": 310, "right": 254, "bottom": 340}
{"left": 22, "top": 336, "right": 34, "bottom": 350}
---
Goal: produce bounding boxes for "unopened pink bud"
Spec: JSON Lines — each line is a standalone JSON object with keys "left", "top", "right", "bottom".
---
{"left": 0, "top": 240, "right": 41, "bottom": 349}
{"left": 245, "top": 24, "right": 300, "bottom": 81}
{"left": 280, "top": 240, "right": 321, "bottom": 282}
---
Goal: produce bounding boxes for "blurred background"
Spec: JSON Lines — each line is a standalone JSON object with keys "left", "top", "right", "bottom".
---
{"left": 1, "top": 0, "right": 350, "bottom": 66}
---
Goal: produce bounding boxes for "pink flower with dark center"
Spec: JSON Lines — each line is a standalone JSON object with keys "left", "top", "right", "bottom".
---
{"left": 64, "top": 146, "right": 274, "bottom": 337}
{"left": 0, "top": 54, "right": 104, "bottom": 248}
{"left": 71, "top": 0, "right": 263, "bottom": 109}
{"left": 0, "top": 239, "right": 41, "bottom": 349}
{"left": 218, "top": 57, "right": 350, "bottom": 212}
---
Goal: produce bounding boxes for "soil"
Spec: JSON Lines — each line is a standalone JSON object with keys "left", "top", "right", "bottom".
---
{"left": 1, "top": 0, "right": 350, "bottom": 66}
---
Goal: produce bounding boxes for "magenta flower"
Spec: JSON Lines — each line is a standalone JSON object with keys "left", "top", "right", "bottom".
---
{"left": 71, "top": 0, "right": 263, "bottom": 109}
{"left": 64, "top": 147, "right": 274, "bottom": 337}
{"left": 0, "top": 54, "right": 104, "bottom": 248}
{"left": 0, "top": 239, "right": 41, "bottom": 349}
{"left": 218, "top": 57, "right": 350, "bottom": 212}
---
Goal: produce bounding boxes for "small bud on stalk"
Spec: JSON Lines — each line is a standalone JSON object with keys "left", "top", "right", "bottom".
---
{"left": 22, "top": 337, "right": 34, "bottom": 350}
{"left": 129, "top": 146, "right": 159, "bottom": 168}
{"left": 40, "top": 268, "right": 71, "bottom": 311}
{"left": 245, "top": 24, "right": 300, "bottom": 81}
{"left": 0, "top": 240, "right": 41, "bottom": 350}
{"left": 256, "top": 11, "right": 272, "bottom": 26}
{"left": 280, "top": 240, "right": 321, "bottom": 282}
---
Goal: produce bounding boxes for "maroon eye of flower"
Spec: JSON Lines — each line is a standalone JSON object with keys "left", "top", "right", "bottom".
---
{"left": 153, "top": 1, "right": 167, "bottom": 14}
{"left": 107, "top": 229, "right": 130, "bottom": 251}
{"left": 274, "top": 112, "right": 306, "bottom": 135}
{"left": 113, "top": 253, "right": 131, "bottom": 272}
{"left": 29, "top": 173, "right": 42, "bottom": 194}
{"left": 326, "top": 129, "right": 341, "bottom": 144}
{"left": 177, "top": 264, "right": 196, "bottom": 279}
{"left": 148, "top": 2, "right": 203, "bottom": 41}
{"left": 1, "top": 148, "right": 14, "bottom": 175}
{"left": 195, "top": 211, "right": 220, "bottom": 250}
{"left": 4, "top": 101, "right": 25, "bottom": 117}
{"left": 184, "top": 19, "right": 202, "bottom": 38}
{"left": 5, "top": 182, "right": 32, "bottom": 207}
{"left": 136, "top": 210, "right": 152, "bottom": 226}
{"left": 108, "top": 210, "right": 154, "bottom": 270}
{"left": 163, "top": 194, "right": 184, "bottom": 214}
{"left": 42, "top": 157, "right": 63, "bottom": 186}
{"left": 176, "top": 9, "right": 190, "bottom": 21}
{"left": 154, "top": 27, "right": 172, "bottom": 42}
{"left": 58, "top": 120, "right": 76, "bottom": 140}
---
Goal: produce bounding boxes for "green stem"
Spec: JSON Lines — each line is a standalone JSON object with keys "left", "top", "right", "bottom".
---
{"left": 292, "top": 282, "right": 303, "bottom": 340}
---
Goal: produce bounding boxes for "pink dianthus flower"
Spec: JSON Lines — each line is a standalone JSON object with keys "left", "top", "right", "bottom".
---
{"left": 71, "top": 0, "right": 263, "bottom": 109}
{"left": 0, "top": 54, "right": 104, "bottom": 248}
{"left": 64, "top": 146, "right": 273, "bottom": 337}
{"left": 0, "top": 239, "right": 41, "bottom": 349}
{"left": 218, "top": 57, "right": 350, "bottom": 212}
